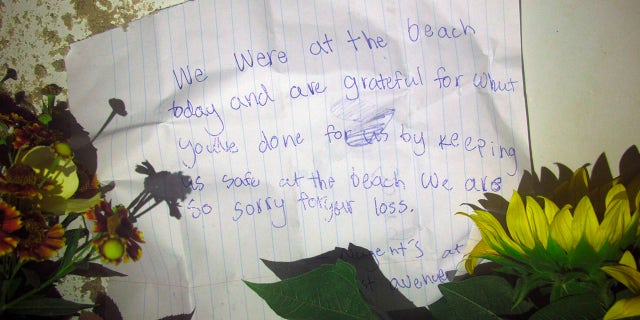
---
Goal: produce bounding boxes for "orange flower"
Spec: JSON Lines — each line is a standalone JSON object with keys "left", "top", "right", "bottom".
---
{"left": 0, "top": 201, "right": 21, "bottom": 256}
{"left": 16, "top": 212, "right": 65, "bottom": 262}
{"left": 87, "top": 201, "right": 144, "bottom": 264}
{"left": 0, "top": 164, "right": 44, "bottom": 200}
{"left": 11, "top": 121, "right": 65, "bottom": 150}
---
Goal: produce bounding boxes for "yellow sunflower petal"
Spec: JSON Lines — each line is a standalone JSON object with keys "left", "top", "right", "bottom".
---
{"left": 599, "top": 212, "right": 626, "bottom": 248}
{"left": 601, "top": 264, "right": 640, "bottom": 294}
{"left": 525, "top": 196, "right": 550, "bottom": 248}
{"left": 636, "top": 190, "right": 640, "bottom": 217}
{"left": 458, "top": 210, "right": 523, "bottom": 255}
{"left": 619, "top": 250, "right": 637, "bottom": 270}
{"left": 572, "top": 196, "right": 600, "bottom": 250}
{"left": 603, "top": 296, "right": 640, "bottom": 320}
{"left": 606, "top": 183, "right": 629, "bottom": 207}
{"left": 541, "top": 196, "right": 560, "bottom": 224}
{"left": 464, "top": 239, "right": 498, "bottom": 274}
{"left": 506, "top": 192, "right": 535, "bottom": 250}
{"left": 599, "top": 185, "right": 632, "bottom": 246}
{"left": 549, "top": 205, "right": 576, "bottom": 252}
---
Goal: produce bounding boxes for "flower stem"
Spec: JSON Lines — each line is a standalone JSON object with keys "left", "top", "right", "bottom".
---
{"left": 1, "top": 259, "right": 76, "bottom": 313}
{"left": 1, "top": 247, "right": 93, "bottom": 313}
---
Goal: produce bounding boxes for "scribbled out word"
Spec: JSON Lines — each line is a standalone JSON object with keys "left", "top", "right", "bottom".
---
{"left": 325, "top": 123, "right": 389, "bottom": 147}
{"left": 328, "top": 100, "right": 395, "bottom": 147}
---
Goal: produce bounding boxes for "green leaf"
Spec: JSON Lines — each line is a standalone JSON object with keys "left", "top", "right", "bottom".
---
{"left": 244, "top": 260, "right": 377, "bottom": 320}
{"left": 261, "top": 243, "right": 419, "bottom": 314}
{"left": 529, "top": 294, "right": 605, "bottom": 320}
{"left": 549, "top": 275, "right": 599, "bottom": 303}
{"left": 61, "top": 228, "right": 85, "bottom": 269}
{"left": 61, "top": 212, "right": 83, "bottom": 228}
{"left": 2, "top": 277, "right": 24, "bottom": 302}
{"left": 7, "top": 296, "right": 93, "bottom": 316}
{"left": 37, "top": 113, "right": 52, "bottom": 125}
{"left": 428, "top": 297, "right": 455, "bottom": 320}
{"left": 436, "top": 275, "right": 533, "bottom": 320}
{"left": 513, "top": 274, "right": 550, "bottom": 307}
{"left": 71, "top": 262, "right": 127, "bottom": 278}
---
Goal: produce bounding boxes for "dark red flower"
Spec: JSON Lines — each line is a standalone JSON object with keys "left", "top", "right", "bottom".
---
{"left": 16, "top": 211, "right": 65, "bottom": 262}
{"left": 86, "top": 201, "right": 144, "bottom": 264}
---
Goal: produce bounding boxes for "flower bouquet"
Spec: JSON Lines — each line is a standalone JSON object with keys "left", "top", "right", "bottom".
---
{"left": 0, "top": 68, "right": 192, "bottom": 319}
{"left": 244, "top": 145, "right": 640, "bottom": 320}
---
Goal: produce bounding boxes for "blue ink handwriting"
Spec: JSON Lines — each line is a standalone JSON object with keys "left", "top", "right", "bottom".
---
{"left": 233, "top": 196, "right": 287, "bottom": 228}
{"left": 233, "top": 49, "right": 288, "bottom": 72}
{"left": 172, "top": 64, "right": 208, "bottom": 90}
{"left": 350, "top": 167, "right": 406, "bottom": 191}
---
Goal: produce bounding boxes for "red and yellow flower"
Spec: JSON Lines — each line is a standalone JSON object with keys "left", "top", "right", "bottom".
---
{"left": 0, "top": 200, "right": 21, "bottom": 256}
{"left": 86, "top": 201, "right": 144, "bottom": 265}
{"left": 15, "top": 211, "right": 65, "bottom": 262}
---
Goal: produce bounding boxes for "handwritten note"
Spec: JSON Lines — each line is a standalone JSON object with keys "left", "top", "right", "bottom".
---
{"left": 66, "top": 0, "right": 529, "bottom": 318}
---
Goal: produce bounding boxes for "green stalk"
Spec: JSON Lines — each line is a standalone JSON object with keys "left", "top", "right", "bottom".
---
{"left": 1, "top": 237, "right": 95, "bottom": 314}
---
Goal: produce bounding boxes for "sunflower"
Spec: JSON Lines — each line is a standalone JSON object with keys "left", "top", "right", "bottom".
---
{"left": 460, "top": 183, "right": 639, "bottom": 302}
{"left": 86, "top": 201, "right": 144, "bottom": 265}
{"left": 601, "top": 251, "right": 640, "bottom": 320}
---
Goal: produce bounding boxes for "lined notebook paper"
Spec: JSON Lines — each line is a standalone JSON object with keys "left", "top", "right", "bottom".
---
{"left": 66, "top": 0, "right": 529, "bottom": 318}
